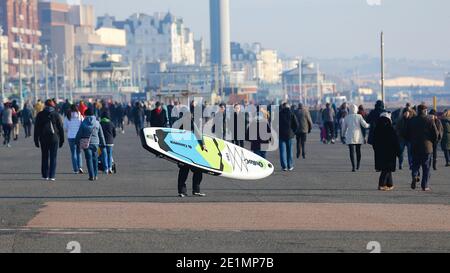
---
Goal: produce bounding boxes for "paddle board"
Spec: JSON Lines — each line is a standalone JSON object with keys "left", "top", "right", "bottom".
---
{"left": 140, "top": 128, "right": 274, "bottom": 180}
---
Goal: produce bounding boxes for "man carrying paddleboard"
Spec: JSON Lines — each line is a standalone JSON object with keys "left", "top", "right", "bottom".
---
{"left": 177, "top": 107, "right": 208, "bottom": 198}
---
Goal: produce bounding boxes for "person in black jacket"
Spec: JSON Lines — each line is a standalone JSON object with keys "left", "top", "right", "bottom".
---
{"left": 373, "top": 112, "right": 401, "bottom": 191}
{"left": 34, "top": 99, "right": 65, "bottom": 181}
{"left": 132, "top": 102, "right": 145, "bottom": 135}
{"left": 150, "top": 102, "right": 168, "bottom": 128}
{"left": 100, "top": 112, "right": 116, "bottom": 174}
{"left": 279, "top": 103, "right": 299, "bottom": 171}
{"left": 367, "top": 100, "right": 387, "bottom": 146}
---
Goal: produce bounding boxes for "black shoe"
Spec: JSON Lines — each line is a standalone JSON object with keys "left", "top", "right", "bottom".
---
{"left": 446, "top": 163, "right": 450, "bottom": 167}
{"left": 78, "top": 168, "right": 84, "bottom": 174}
{"left": 411, "top": 177, "right": 420, "bottom": 190}
{"left": 178, "top": 193, "right": 187, "bottom": 198}
{"left": 89, "top": 177, "right": 95, "bottom": 181}
{"left": 352, "top": 169, "right": 356, "bottom": 172}
{"left": 302, "top": 154, "right": 306, "bottom": 159}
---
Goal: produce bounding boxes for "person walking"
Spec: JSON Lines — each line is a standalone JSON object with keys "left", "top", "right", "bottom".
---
{"left": 11, "top": 100, "right": 20, "bottom": 141}
{"left": 405, "top": 104, "right": 439, "bottom": 191}
{"left": 358, "top": 105, "right": 368, "bottom": 143}
{"left": 34, "top": 100, "right": 65, "bottom": 181}
{"left": 367, "top": 100, "right": 387, "bottom": 146}
{"left": 279, "top": 103, "right": 299, "bottom": 171}
{"left": 343, "top": 104, "right": 370, "bottom": 172}
{"left": 440, "top": 110, "right": 450, "bottom": 167}
{"left": 100, "top": 112, "right": 116, "bottom": 174}
{"left": 429, "top": 109, "right": 444, "bottom": 170}
{"left": 395, "top": 108, "right": 416, "bottom": 170}
{"left": 1, "top": 103, "right": 14, "bottom": 147}
{"left": 321, "top": 103, "right": 335, "bottom": 144}
{"left": 64, "top": 104, "right": 84, "bottom": 174}
{"left": 249, "top": 108, "right": 271, "bottom": 159}
{"left": 294, "top": 103, "right": 313, "bottom": 159}
{"left": 150, "top": 101, "right": 168, "bottom": 128}
{"left": 21, "top": 103, "right": 34, "bottom": 138}
{"left": 132, "top": 102, "right": 145, "bottom": 135}
{"left": 373, "top": 112, "right": 401, "bottom": 191}
{"left": 76, "top": 108, "right": 106, "bottom": 181}
{"left": 232, "top": 104, "right": 245, "bottom": 148}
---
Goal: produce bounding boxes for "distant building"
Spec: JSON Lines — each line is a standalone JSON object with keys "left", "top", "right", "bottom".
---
{"left": 445, "top": 73, "right": 450, "bottom": 92}
{"left": 231, "top": 42, "right": 283, "bottom": 84}
{"left": 0, "top": 34, "right": 8, "bottom": 78}
{"left": 282, "top": 63, "right": 337, "bottom": 103}
{"left": 0, "top": 0, "right": 42, "bottom": 77}
{"left": 97, "top": 12, "right": 196, "bottom": 66}
{"left": 194, "top": 38, "right": 206, "bottom": 66}
{"left": 38, "top": 1, "right": 75, "bottom": 75}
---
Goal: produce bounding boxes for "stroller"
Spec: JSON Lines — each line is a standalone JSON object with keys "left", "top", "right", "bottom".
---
{"left": 98, "top": 147, "right": 117, "bottom": 174}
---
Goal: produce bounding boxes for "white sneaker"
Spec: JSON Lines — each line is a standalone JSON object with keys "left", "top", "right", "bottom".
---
{"left": 49, "top": 178, "right": 56, "bottom": 181}
{"left": 193, "top": 192, "right": 207, "bottom": 197}
{"left": 288, "top": 167, "right": 294, "bottom": 171}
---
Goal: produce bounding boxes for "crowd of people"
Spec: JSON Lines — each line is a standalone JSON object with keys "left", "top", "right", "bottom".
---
{"left": 0, "top": 97, "right": 449, "bottom": 195}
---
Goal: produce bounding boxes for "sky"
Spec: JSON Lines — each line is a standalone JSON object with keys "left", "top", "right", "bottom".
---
{"left": 79, "top": 0, "right": 450, "bottom": 60}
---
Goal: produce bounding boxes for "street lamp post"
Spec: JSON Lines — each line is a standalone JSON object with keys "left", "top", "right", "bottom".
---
{"left": 53, "top": 54, "right": 58, "bottom": 101}
{"left": 0, "top": 26, "right": 4, "bottom": 103}
{"left": 32, "top": 45, "right": 38, "bottom": 102}
{"left": 381, "top": 31, "right": 385, "bottom": 103}
{"left": 18, "top": 36, "right": 23, "bottom": 109}
{"left": 43, "top": 45, "right": 49, "bottom": 99}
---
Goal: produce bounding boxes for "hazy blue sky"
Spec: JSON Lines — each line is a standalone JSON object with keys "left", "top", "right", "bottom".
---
{"left": 81, "top": 0, "right": 450, "bottom": 60}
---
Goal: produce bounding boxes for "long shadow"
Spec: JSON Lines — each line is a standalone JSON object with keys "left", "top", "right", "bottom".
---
{"left": 0, "top": 195, "right": 179, "bottom": 200}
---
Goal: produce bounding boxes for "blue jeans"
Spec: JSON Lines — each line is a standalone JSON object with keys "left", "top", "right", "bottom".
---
{"left": 41, "top": 141, "right": 58, "bottom": 179}
{"left": 101, "top": 146, "right": 114, "bottom": 172}
{"left": 412, "top": 153, "right": 433, "bottom": 189}
{"left": 399, "top": 140, "right": 413, "bottom": 169}
{"left": 68, "top": 139, "right": 82, "bottom": 172}
{"left": 279, "top": 139, "right": 294, "bottom": 170}
{"left": 84, "top": 144, "right": 99, "bottom": 179}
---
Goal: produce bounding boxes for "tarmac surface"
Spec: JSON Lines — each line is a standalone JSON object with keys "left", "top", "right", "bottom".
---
{"left": 0, "top": 125, "right": 449, "bottom": 253}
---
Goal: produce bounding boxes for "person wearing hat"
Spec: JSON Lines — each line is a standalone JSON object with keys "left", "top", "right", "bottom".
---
{"left": 373, "top": 112, "right": 401, "bottom": 191}
{"left": 405, "top": 104, "right": 439, "bottom": 191}
{"left": 367, "top": 100, "right": 387, "bottom": 146}
{"left": 34, "top": 99, "right": 65, "bottom": 181}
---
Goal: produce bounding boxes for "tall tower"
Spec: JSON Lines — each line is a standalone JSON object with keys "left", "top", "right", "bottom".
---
{"left": 210, "top": 0, "right": 231, "bottom": 93}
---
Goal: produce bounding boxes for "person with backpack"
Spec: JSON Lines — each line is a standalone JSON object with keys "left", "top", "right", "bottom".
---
{"left": 34, "top": 100, "right": 65, "bottom": 181}
{"left": 100, "top": 112, "right": 116, "bottom": 174}
{"left": 21, "top": 103, "right": 34, "bottom": 138}
{"left": 76, "top": 108, "right": 106, "bottom": 181}
{"left": 64, "top": 104, "right": 84, "bottom": 174}
{"left": 1, "top": 102, "right": 14, "bottom": 147}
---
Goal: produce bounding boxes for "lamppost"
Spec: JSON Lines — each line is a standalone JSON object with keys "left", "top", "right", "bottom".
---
{"left": 43, "top": 45, "right": 49, "bottom": 99}
{"left": 18, "top": 36, "right": 23, "bottom": 109}
{"left": 53, "top": 54, "right": 58, "bottom": 101}
{"left": 32, "top": 45, "right": 38, "bottom": 102}
{"left": 0, "top": 26, "right": 4, "bottom": 103}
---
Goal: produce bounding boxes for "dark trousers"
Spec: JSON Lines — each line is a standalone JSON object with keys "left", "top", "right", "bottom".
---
{"left": 379, "top": 171, "right": 393, "bottom": 188}
{"left": 84, "top": 145, "right": 99, "bottom": 179}
{"left": 232, "top": 140, "right": 244, "bottom": 148}
{"left": 41, "top": 141, "right": 59, "bottom": 179}
{"left": 349, "top": 144, "right": 362, "bottom": 170}
{"left": 23, "top": 122, "right": 32, "bottom": 138}
{"left": 296, "top": 133, "right": 307, "bottom": 158}
{"left": 399, "top": 140, "right": 413, "bottom": 169}
{"left": 412, "top": 153, "right": 433, "bottom": 190}
{"left": 444, "top": 149, "right": 450, "bottom": 164}
{"left": 2, "top": 124, "right": 12, "bottom": 144}
{"left": 432, "top": 143, "right": 438, "bottom": 169}
{"left": 324, "top": 122, "right": 334, "bottom": 142}
{"left": 178, "top": 166, "right": 203, "bottom": 194}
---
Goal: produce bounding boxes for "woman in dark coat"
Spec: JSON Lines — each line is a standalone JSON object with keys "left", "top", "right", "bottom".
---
{"left": 373, "top": 112, "right": 401, "bottom": 191}
{"left": 441, "top": 110, "right": 450, "bottom": 167}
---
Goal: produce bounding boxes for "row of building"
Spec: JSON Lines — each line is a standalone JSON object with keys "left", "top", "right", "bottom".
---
{"left": 0, "top": 0, "right": 337, "bottom": 104}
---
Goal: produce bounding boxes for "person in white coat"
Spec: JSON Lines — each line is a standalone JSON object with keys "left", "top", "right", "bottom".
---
{"left": 343, "top": 104, "right": 370, "bottom": 172}
{"left": 64, "top": 104, "right": 84, "bottom": 174}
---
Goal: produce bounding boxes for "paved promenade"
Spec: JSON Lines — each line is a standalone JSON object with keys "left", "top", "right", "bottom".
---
{"left": 0, "top": 126, "right": 449, "bottom": 253}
